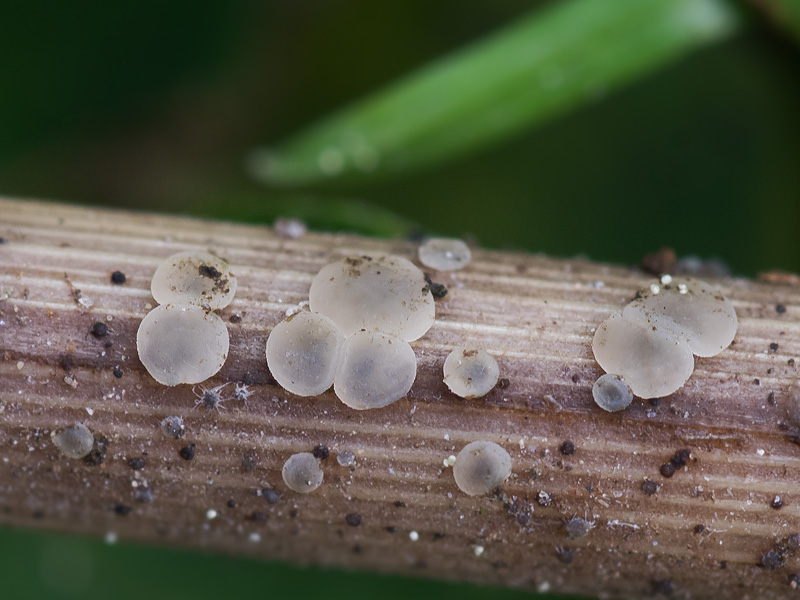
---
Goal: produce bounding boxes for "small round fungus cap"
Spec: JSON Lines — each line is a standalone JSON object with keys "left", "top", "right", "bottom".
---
{"left": 443, "top": 348, "right": 500, "bottom": 399}
{"left": 418, "top": 237, "right": 472, "bottom": 271}
{"left": 453, "top": 440, "right": 512, "bottom": 496}
{"left": 334, "top": 330, "right": 417, "bottom": 410}
{"left": 137, "top": 304, "right": 229, "bottom": 386}
{"left": 592, "top": 373, "right": 634, "bottom": 412}
{"left": 309, "top": 254, "right": 435, "bottom": 341}
{"left": 592, "top": 313, "right": 693, "bottom": 399}
{"left": 622, "top": 278, "right": 737, "bottom": 357}
{"left": 151, "top": 250, "right": 237, "bottom": 310}
{"left": 282, "top": 452, "right": 323, "bottom": 493}
{"left": 266, "top": 311, "right": 344, "bottom": 396}
{"left": 52, "top": 422, "right": 94, "bottom": 459}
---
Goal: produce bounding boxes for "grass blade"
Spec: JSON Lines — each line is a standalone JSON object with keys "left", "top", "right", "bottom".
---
{"left": 249, "top": 0, "right": 741, "bottom": 187}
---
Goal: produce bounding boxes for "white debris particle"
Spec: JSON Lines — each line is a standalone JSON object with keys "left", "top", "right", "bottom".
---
{"left": 63, "top": 375, "right": 78, "bottom": 389}
{"left": 337, "top": 450, "right": 355, "bottom": 467}
{"left": 85, "top": 407, "right": 94, "bottom": 416}
{"left": 757, "top": 449, "right": 765, "bottom": 456}
{"left": 104, "top": 531, "right": 118, "bottom": 545}
{"left": 206, "top": 509, "right": 218, "bottom": 520}
{"left": 474, "top": 545, "right": 484, "bottom": 557}
{"left": 274, "top": 217, "right": 307, "bottom": 239}
{"left": 409, "top": 530, "right": 419, "bottom": 542}
{"left": 15, "top": 361, "right": 23, "bottom": 370}
{"left": 248, "top": 532, "right": 262, "bottom": 543}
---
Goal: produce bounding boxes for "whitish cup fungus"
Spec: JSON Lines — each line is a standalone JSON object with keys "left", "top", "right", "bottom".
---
{"left": 453, "top": 440, "right": 512, "bottom": 496}
{"left": 266, "top": 311, "right": 344, "bottom": 397}
{"left": 52, "top": 422, "right": 94, "bottom": 459}
{"left": 150, "top": 250, "right": 237, "bottom": 310}
{"left": 592, "top": 373, "right": 634, "bottom": 412}
{"left": 137, "top": 304, "right": 229, "bottom": 386}
{"left": 622, "top": 278, "right": 737, "bottom": 357}
{"left": 443, "top": 348, "right": 500, "bottom": 399}
{"left": 309, "top": 254, "right": 435, "bottom": 341}
{"left": 418, "top": 237, "right": 472, "bottom": 271}
{"left": 592, "top": 313, "right": 694, "bottom": 399}
{"left": 282, "top": 452, "right": 324, "bottom": 493}
{"left": 334, "top": 330, "right": 417, "bottom": 410}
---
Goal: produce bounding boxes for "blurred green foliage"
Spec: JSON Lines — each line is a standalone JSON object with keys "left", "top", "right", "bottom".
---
{"left": 1, "top": 1, "right": 800, "bottom": 599}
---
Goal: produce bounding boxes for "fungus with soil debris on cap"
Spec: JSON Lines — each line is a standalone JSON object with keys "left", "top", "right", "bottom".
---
{"left": 443, "top": 348, "right": 500, "bottom": 399}
{"left": 333, "top": 330, "right": 417, "bottom": 410}
{"left": 137, "top": 304, "right": 229, "bottom": 386}
{"left": 418, "top": 237, "right": 472, "bottom": 271}
{"left": 621, "top": 277, "right": 737, "bottom": 357}
{"left": 282, "top": 452, "right": 324, "bottom": 493}
{"left": 266, "top": 311, "right": 345, "bottom": 396}
{"left": 309, "top": 254, "right": 435, "bottom": 341}
{"left": 592, "top": 313, "right": 694, "bottom": 399}
{"left": 150, "top": 250, "right": 237, "bottom": 310}
{"left": 453, "top": 440, "right": 512, "bottom": 496}
{"left": 52, "top": 422, "right": 94, "bottom": 459}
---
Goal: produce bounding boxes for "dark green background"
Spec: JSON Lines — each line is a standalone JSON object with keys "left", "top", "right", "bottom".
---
{"left": 1, "top": 2, "right": 798, "bottom": 599}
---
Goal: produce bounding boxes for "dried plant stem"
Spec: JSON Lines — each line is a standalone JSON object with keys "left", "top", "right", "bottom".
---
{"left": 1, "top": 197, "right": 800, "bottom": 599}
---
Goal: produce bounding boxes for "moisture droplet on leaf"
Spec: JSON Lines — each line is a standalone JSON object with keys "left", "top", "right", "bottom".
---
{"left": 592, "top": 373, "right": 634, "bottom": 412}
{"left": 137, "top": 304, "right": 229, "bottom": 386}
{"left": 592, "top": 313, "right": 693, "bottom": 399}
{"left": 443, "top": 348, "right": 500, "bottom": 399}
{"left": 622, "top": 278, "right": 737, "bottom": 357}
{"left": 334, "top": 330, "right": 417, "bottom": 410}
{"left": 418, "top": 237, "right": 472, "bottom": 271}
{"left": 151, "top": 251, "right": 237, "bottom": 310}
{"left": 52, "top": 422, "right": 94, "bottom": 459}
{"left": 453, "top": 440, "right": 512, "bottom": 496}
{"left": 282, "top": 452, "right": 323, "bottom": 493}
{"left": 309, "top": 255, "right": 435, "bottom": 341}
{"left": 266, "top": 311, "right": 344, "bottom": 396}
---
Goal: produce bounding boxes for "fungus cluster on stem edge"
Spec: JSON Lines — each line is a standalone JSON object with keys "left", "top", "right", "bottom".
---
{"left": 592, "top": 277, "right": 737, "bottom": 400}
{"left": 137, "top": 251, "right": 237, "bottom": 386}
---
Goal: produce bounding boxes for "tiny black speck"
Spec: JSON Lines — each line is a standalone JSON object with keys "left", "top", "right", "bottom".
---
{"left": 556, "top": 547, "right": 577, "bottom": 564}
{"left": 128, "top": 457, "right": 145, "bottom": 471}
{"left": 114, "top": 504, "right": 132, "bottom": 516}
{"left": 777, "top": 304, "right": 787, "bottom": 314}
{"left": 393, "top": 501, "right": 406, "bottom": 508}
{"left": 770, "top": 342, "right": 780, "bottom": 352}
{"left": 560, "top": 441, "right": 575, "bottom": 456}
{"left": 497, "top": 378, "right": 510, "bottom": 390}
{"left": 652, "top": 579, "right": 674, "bottom": 595}
{"left": 660, "top": 463, "right": 676, "bottom": 478}
{"left": 772, "top": 496, "right": 784, "bottom": 510}
{"left": 110, "top": 271, "right": 126, "bottom": 284}
{"left": 0, "top": 237, "right": 7, "bottom": 244}
{"left": 641, "top": 479, "right": 658, "bottom": 496}
{"left": 179, "top": 445, "right": 195, "bottom": 460}
{"left": 227, "top": 499, "right": 236, "bottom": 508}
{"left": 670, "top": 449, "right": 691, "bottom": 468}
{"left": 694, "top": 524, "right": 705, "bottom": 534}
{"left": 345, "top": 513, "right": 362, "bottom": 527}
{"left": 312, "top": 444, "right": 330, "bottom": 460}
{"left": 113, "top": 367, "right": 123, "bottom": 378}
{"left": 91, "top": 322, "right": 109, "bottom": 338}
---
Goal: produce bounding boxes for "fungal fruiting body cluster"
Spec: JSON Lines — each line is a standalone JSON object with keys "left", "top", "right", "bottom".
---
{"left": 137, "top": 251, "right": 237, "bottom": 386}
{"left": 592, "top": 278, "right": 737, "bottom": 400}
{"left": 267, "top": 254, "right": 435, "bottom": 410}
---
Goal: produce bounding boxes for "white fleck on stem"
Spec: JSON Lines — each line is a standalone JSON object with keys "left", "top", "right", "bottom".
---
{"left": 1, "top": 198, "right": 800, "bottom": 599}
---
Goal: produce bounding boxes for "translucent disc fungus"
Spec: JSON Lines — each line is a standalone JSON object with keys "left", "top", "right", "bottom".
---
{"left": 309, "top": 254, "right": 435, "bottom": 341}
{"left": 418, "top": 237, "right": 472, "bottom": 271}
{"left": 151, "top": 250, "right": 237, "bottom": 310}
{"left": 52, "top": 422, "right": 94, "bottom": 459}
{"left": 621, "top": 278, "right": 738, "bottom": 357}
{"left": 138, "top": 251, "right": 237, "bottom": 386}
{"left": 137, "top": 304, "right": 229, "bottom": 386}
{"left": 592, "top": 373, "right": 634, "bottom": 412}
{"left": 443, "top": 347, "right": 500, "bottom": 399}
{"left": 266, "top": 311, "right": 345, "bottom": 396}
{"left": 593, "top": 313, "right": 694, "bottom": 399}
{"left": 453, "top": 440, "right": 512, "bottom": 496}
{"left": 282, "top": 452, "right": 324, "bottom": 493}
{"left": 592, "top": 278, "right": 736, "bottom": 400}
{"left": 334, "top": 330, "right": 417, "bottom": 410}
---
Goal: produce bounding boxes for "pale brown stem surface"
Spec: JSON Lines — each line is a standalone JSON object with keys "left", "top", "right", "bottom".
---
{"left": 2, "top": 198, "right": 800, "bottom": 599}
